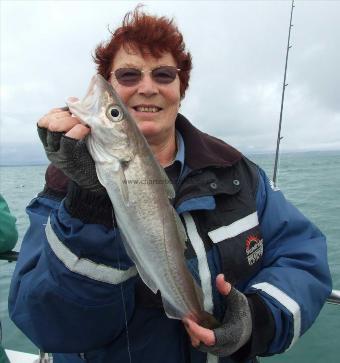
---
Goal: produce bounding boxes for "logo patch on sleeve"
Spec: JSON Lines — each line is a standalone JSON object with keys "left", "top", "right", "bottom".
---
{"left": 245, "top": 235, "right": 263, "bottom": 265}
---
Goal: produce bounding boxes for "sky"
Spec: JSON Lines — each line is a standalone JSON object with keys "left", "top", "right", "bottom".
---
{"left": 1, "top": 0, "right": 340, "bottom": 165}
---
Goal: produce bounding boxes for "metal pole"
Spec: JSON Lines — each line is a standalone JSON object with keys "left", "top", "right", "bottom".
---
{"left": 0, "top": 250, "right": 19, "bottom": 262}
{"left": 326, "top": 289, "right": 340, "bottom": 305}
{"left": 273, "top": 0, "right": 295, "bottom": 186}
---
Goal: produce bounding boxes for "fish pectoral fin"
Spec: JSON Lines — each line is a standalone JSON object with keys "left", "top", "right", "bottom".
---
{"left": 117, "top": 165, "right": 130, "bottom": 205}
{"left": 110, "top": 160, "right": 129, "bottom": 205}
{"left": 96, "top": 159, "right": 130, "bottom": 205}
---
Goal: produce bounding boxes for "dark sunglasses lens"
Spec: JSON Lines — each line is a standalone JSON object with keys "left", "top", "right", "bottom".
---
{"left": 115, "top": 68, "right": 142, "bottom": 86}
{"left": 152, "top": 66, "right": 178, "bottom": 84}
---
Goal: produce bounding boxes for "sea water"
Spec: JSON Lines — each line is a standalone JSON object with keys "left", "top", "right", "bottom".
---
{"left": 0, "top": 151, "right": 339, "bottom": 362}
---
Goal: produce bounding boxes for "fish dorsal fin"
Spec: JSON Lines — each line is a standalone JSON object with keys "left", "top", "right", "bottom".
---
{"left": 157, "top": 164, "right": 176, "bottom": 200}
{"left": 146, "top": 155, "right": 175, "bottom": 200}
{"left": 171, "top": 206, "right": 188, "bottom": 250}
{"left": 135, "top": 124, "right": 175, "bottom": 200}
{"left": 167, "top": 183, "right": 176, "bottom": 200}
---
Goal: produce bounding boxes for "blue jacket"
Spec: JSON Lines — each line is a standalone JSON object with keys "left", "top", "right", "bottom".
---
{"left": 9, "top": 115, "right": 332, "bottom": 363}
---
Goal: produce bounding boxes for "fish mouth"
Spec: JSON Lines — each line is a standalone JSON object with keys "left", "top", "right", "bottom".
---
{"left": 132, "top": 105, "right": 163, "bottom": 113}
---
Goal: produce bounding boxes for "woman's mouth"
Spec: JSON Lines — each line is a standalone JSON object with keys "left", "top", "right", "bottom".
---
{"left": 132, "top": 105, "right": 162, "bottom": 113}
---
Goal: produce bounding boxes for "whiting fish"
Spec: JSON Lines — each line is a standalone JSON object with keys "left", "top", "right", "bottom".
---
{"left": 67, "top": 74, "right": 217, "bottom": 326}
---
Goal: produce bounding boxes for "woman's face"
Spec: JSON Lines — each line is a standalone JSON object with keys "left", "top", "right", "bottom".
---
{"left": 110, "top": 46, "right": 181, "bottom": 140}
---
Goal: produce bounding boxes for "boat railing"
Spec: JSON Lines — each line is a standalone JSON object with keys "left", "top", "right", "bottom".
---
{"left": 1, "top": 251, "right": 339, "bottom": 305}
{"left": 327, "top": 289, "right": 340, "bottom": 305}
{"left": 0, "top": 249, "right": 339, "bottom": 363}
{"left": 0, "top": 250, "right": 19, "bottom": 262}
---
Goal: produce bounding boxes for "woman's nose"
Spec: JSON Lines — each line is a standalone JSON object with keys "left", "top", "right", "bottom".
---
{"left": 137, "top": 73, "right": 159, "bottom": 96}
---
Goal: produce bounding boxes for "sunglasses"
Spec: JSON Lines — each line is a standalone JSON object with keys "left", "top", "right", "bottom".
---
{"left": 111, "top": 66, "right": 181, "bottom": 87}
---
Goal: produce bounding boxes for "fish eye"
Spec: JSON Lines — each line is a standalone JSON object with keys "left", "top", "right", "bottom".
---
{"left": 107, "top": 105, "right": 123, "bottom": 122}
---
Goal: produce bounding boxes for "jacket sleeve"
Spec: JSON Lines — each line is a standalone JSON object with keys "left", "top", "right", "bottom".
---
{"left": 0, "top": 193, "right": 18, "bottom": 252}
{"left": 8, "top": 182, "right": 137, "bottom": 353}
{"left": 244, "top": 168, "right": 332, "bottom": 354}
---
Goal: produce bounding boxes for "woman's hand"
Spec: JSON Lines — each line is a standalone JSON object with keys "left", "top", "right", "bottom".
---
{"left": 38, "top": 106, "right": 90, "bottom": 139}
{"left": 37, "top": 106, "right": 104, "bottom": 192}
{"left": 183, "top": 274, "right": 252, "bottom": 357}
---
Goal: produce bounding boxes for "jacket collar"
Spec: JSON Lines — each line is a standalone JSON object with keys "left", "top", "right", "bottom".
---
{"left": 175, "top": 113, "right": 242, "bottom": 170}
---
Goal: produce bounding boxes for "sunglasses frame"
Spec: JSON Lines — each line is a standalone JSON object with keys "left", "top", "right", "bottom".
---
{"left": 110, "top": 66, "right": 181, "bottom": 86}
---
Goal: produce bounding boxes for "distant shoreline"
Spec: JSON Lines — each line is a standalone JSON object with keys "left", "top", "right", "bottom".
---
{"left": 1, "top": 149, "right": 339, "bottom": 168}
{"left": 247, "top": 149, "right": 340, "bottom": 156}
{"left": 0, "top": 163, "right": 49, "bottom": 167}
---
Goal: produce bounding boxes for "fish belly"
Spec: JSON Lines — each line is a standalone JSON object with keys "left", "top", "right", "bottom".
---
{"left": 96, "top": 160, "right": 202, "bottom": 320}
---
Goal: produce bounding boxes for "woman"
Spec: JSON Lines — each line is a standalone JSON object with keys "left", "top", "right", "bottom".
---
{"left": 9, "top": 8, "right": 331, "bottom": 363}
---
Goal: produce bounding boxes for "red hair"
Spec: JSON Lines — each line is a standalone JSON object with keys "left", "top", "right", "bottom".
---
{"left": 93, "top": 7, "right": 192, "bottom": 98}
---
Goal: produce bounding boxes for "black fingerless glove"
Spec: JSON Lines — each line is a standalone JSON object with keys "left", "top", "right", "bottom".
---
{"left": 198, "top": 290, "right": 275, "bottom": 360}
{"left": 37, "top": 125, "right": 104, "bottom": 192}
{"left": 198, "top": 287, "right": 252, "bottom": 357}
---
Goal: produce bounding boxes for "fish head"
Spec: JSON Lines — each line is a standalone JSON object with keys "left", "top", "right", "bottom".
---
{"left": 66, "top": 74, "right": 139, "bottom": 163}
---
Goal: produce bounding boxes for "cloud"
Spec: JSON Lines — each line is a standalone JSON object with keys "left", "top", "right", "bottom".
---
{"left": 1, "top": 0, "right": 339, "bottom": 165}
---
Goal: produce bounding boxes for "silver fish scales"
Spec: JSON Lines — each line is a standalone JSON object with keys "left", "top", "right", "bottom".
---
{"left": 67, "top": 74, "right": 216, "bottom": 326}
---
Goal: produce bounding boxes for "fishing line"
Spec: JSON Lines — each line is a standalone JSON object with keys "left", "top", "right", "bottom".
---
{"left": 117, "top": 247, "right": 133, "bottom": 363}
{"left": 277, "top": 150, "right": 281, "bottom": 187}
{"left": 114, "top": 212, "right": 133, "bottom": 363}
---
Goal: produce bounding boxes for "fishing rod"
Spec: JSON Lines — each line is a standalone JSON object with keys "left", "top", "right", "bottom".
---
{"left": 273, "top": 0, "right": 295, "bottom": 187}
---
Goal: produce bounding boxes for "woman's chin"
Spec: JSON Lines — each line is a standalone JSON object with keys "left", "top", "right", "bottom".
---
{"left": 137, "top": 121, "right": 160, "bottom": 138}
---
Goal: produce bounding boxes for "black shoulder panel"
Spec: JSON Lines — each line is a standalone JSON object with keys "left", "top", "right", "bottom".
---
{"left": 237, "top": 156, "right": 260, "bottom": 200}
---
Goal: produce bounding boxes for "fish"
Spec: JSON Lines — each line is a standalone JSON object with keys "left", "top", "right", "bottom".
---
{"left": 66, "top": 74, "right": 217, "bottom": 327}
